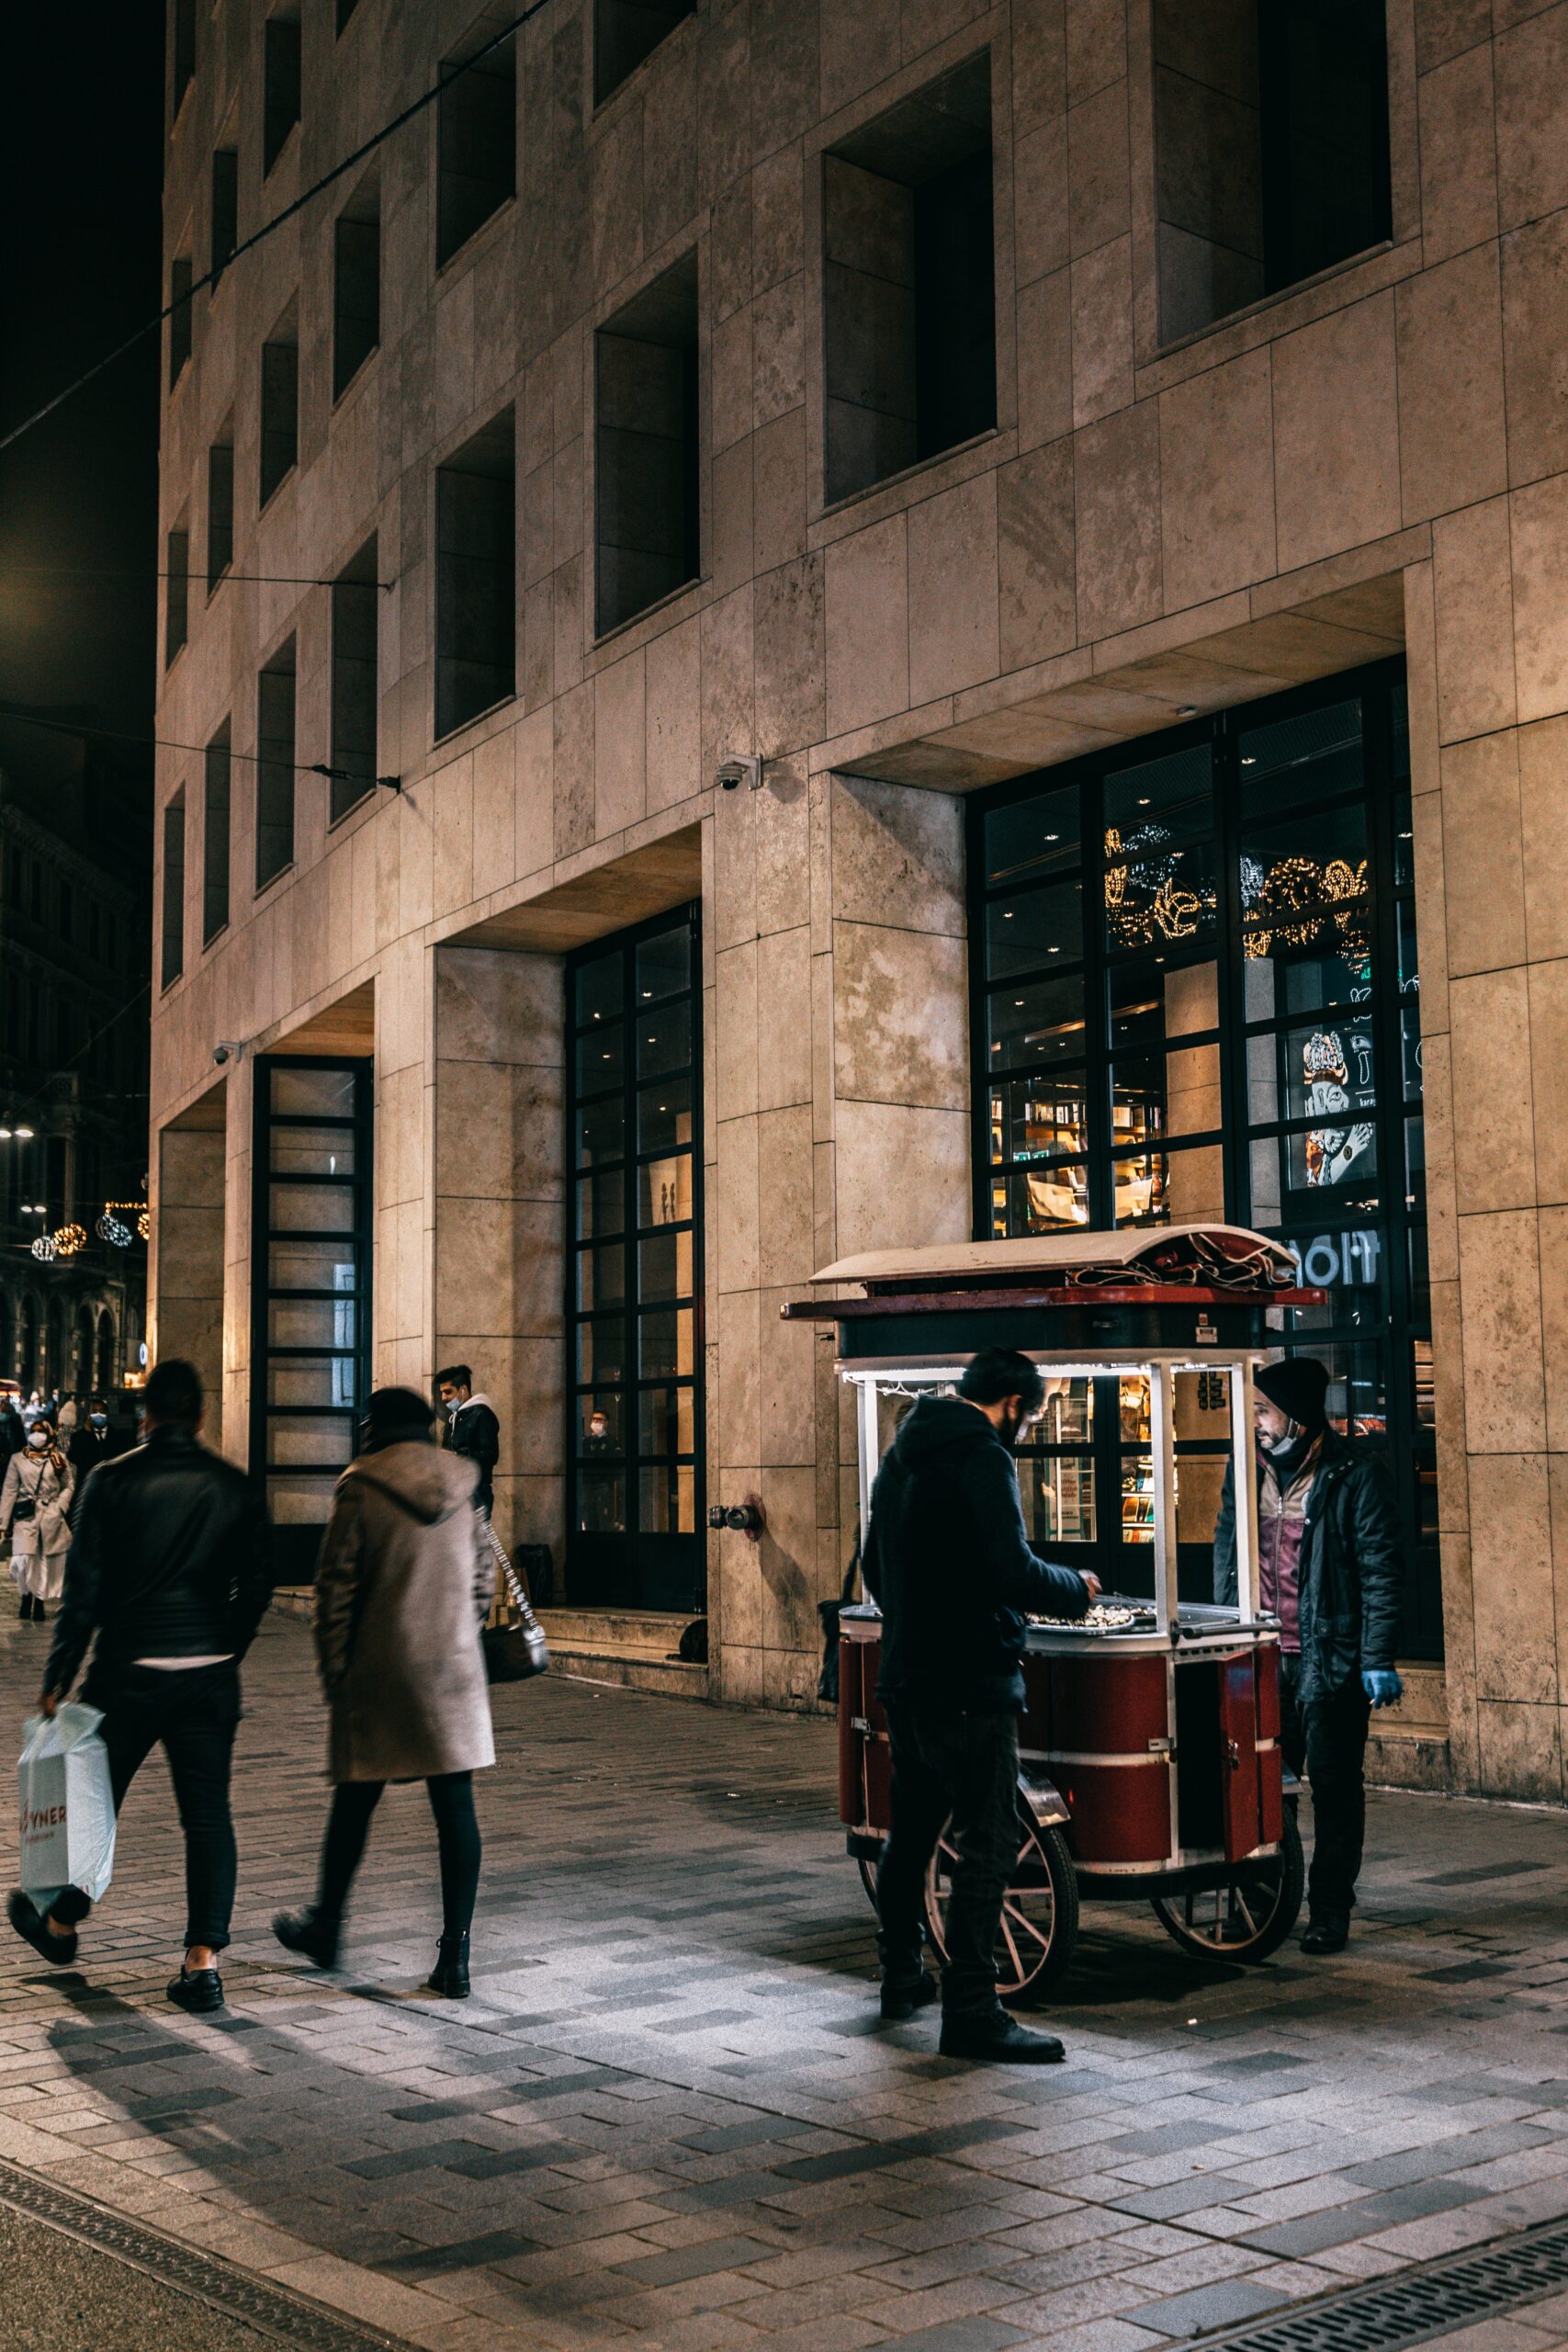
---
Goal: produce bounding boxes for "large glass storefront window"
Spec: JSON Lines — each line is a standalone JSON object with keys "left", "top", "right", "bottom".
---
{"left": 250, "top": 1057, "right": 372, "bottom": 1586}
{"left": 566, "top": 904, "right": 704, "bottom": 1613}
{"left": 971, "top": 663, "right": 1438, "bottom": 1655}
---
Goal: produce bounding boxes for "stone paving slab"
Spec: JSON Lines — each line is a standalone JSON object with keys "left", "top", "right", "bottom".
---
{"left": 6, "top": 1614, "right": 1568, "bottom": 2347}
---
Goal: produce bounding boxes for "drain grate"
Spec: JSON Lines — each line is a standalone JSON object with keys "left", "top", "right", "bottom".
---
{"left": 0, "top": 2156, "right": 414, "bottom": 2352}
{"left": 1200, "top": 2211, "right": 1568, "bottom": 2351}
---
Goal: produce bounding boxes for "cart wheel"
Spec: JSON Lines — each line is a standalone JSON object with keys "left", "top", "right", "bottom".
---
{"left": 858, "top": 1853, "right": 881, "bottom": 1914}
{"left": 924, "top": 1808, "right": 1078, "bottom": 2005}
{"left": 1149, "top": 1810, "right": 1304, "bottom": 1964}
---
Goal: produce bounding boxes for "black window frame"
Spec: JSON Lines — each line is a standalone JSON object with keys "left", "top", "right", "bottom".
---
{"left": 967, "top": 660, "right": 1437, "bottom": 1658}
{"left": 249, "top": 1055, "right": 373, "bottom": 1588}
{"left": 565, "top": 902, "right": 705, "bottom": 1614}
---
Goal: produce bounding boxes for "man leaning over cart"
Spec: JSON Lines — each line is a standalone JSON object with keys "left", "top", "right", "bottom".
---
{"left": 862, "top": 1347, "right": 1099, "bottom": 2064}
{"left": 1214, "top": 1355, "right": 1404, "bottom": 1956}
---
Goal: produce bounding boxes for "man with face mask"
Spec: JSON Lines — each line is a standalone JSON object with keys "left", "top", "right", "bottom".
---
{"left": 861, "top": 1348, "right": 1099, "bottom": 2062}
{"left": 67, "top": 1396, "right": 129, "bottom": 1523}
{"left": 434, "top": 1367, "right": 500, "bottom": 1520}
{"left": 1214, "top": 1356, "right": 1404, "bottom": 1955}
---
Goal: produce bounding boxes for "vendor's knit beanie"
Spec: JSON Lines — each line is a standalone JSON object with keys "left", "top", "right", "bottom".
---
{"left": 1254, "top": 1355, "right": 1330, "bottom": 1434}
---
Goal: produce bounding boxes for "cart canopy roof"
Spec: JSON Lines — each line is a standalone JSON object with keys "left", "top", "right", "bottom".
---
{"left": 809, "top": 1224, "right": 1297, "bottom": 1291}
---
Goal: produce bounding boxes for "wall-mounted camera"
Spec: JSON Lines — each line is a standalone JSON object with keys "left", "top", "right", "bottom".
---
{"left": 716, "top": 755, "right": 762, "bottom": 793}
{"left": 212, "top": 1041, "right": 244, "bottom": 1066}
{"left": 708, "top": 1497, "right": 766, "bottom": 1543}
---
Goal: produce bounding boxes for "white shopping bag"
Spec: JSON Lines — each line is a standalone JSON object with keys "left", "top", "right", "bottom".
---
{"left": 17, "top": 1704, "right": 116, "bottom": 1911}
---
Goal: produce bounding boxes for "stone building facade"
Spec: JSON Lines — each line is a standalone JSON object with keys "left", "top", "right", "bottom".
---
{"left": 151, "top": 0, "right": 1568, "bottom": 1801}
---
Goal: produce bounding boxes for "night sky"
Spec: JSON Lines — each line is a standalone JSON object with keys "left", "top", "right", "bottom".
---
{"left": 0, "top": 18, "right": 164, "bottom": 790}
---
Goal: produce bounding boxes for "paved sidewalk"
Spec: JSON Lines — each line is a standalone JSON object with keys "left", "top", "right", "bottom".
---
{"left": 5, "top": 1612, "right": 1568, "bottom": 2352}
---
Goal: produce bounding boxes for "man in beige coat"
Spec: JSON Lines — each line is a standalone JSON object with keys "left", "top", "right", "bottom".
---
{"left": 273, "top": 1387, "right": 495, "bottom": 1996}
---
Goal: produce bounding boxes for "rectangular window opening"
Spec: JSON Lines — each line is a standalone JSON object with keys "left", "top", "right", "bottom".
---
{"left": 211, "top": 148, "right": 238, "bottom": 279}
{"left": 173, "top": 0, "right": 196, "bottom": 111}
{"left": 169, "top": 256, "right": 193, "bottom": 386}
{"left": 207, "top": 432, "right": 234, "bottom": 591}
{"left": 1152, "top": 0, "right": 1392, "bottom": 345}
{"left": 259, "top": 312, "right": 299, "bottom": 506}
{"left": 204, "top": 724, "right": 231, "bottom": 944}
{"left": 435, "top": 30, "right": 516, "bottom": 266}
{"left": 594, "top": 250, "right": 699, "bottom": 638}
{"left": 335, "top": 0, "right": 361, "bottom": 28}
{"left": 164, "top": 524, "right": 189, "bottom": 666}
{"left": 331, "top": 538, "right": 379, "bottom": 820}
{"left": 255, "top": 639, "right": 297, "bottom": 890}
{"left": 434, "top": 409, "right": 514, "bottom": 739}
{"left": 161, "top": 792, "right": 186, "bottom": 989}
{"left": 333, "top": 192, "right": 380, "bottom": 400}
{"left": 263, "top": 10, "right": 303, "bottom": 175}
{"left": 823, "top": 50, "right": 996, "bottom": 505}
{"left": 594, "top": 1, "right": 694, "bottom": 107}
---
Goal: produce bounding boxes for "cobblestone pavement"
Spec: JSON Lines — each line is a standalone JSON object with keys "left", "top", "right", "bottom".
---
{"left": 6, "top": 1612, "right": 1568, "bottom": 2352}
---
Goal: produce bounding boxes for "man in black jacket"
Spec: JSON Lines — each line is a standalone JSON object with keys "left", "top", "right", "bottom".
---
{"left": 66, "top": 1395, "right": 130, "bottom": 1521}
{"left": 435, "top": 1365, "right": 500, "bottom": 1518}
{"left": 7, "top": 1359, "right": 273, "bottom": 2012}
{"left": 1214, "top": 1355, "right": 1404, "bottom": 1954}
{"left": 863, "top": 1348, "right": 1098, "bottom": 2063}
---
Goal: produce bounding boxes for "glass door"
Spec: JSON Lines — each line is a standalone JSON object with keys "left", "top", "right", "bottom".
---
{"left": 567, "top": 905, "right": 704, "bottom": 1611}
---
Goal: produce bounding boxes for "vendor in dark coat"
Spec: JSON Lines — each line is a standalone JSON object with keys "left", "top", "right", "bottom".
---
{"left": 1214, "top": 1355, "right": 1404, "bottom": 1954}
{"left": 862, "top": 1347, "right": 1099, "bottom": 2064}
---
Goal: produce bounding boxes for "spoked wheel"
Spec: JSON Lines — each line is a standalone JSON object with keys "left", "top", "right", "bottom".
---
{"left": 924, "top": 1806, "right": 1078, "bottom": 2005}
{"left": 1150, "top": 1809, "right": 1304, "bottom": 1963}
{"left": 858, "top": 1853, "right": 881, "bottom": 1912}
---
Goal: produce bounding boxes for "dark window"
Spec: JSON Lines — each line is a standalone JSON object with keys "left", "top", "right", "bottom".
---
{"left": 1153, "top": 0, "right": 1391, "bottom": 345}
{"left": 259, "top": 325, "right": 298, "bottom": 505}
{"left": 330, "top": 538, "right": 378, "bottom": 820}
{"left": 434, "top": 410, "right": 514, "bottom": 739}
{"left": 263, "top": 12, "right": 302, "bottom": 175}
{"left": 335, "top": 0, "right": 360, "bottom": 27}
{"left": 58, "top": 883, "right": 73, "bottom": 944}
{"left": 207, "top": 435, "right": 234, "bottom": 590}
{"left": 255, "top": 640, "right": 297, "bottom": 889}
{"left": 164, "top": 526, "right": 189, "bottom": 666}
{"left": 161, "top": 793, "right": 186, "bottom": 989}
{"left": 823, "top": 51, "right": 996, "bottom": 504}
{"left": 969, "top": 663, "right": 1437, "bottom": 1659}
{"left": 595, "top": 252, "right": 699, "bottom": 637}
{"left": 567, "top": 904, "right": 705, "bottom": 1611}
{"left": 250, "top": 1057, "right": 371, "bottom": 1586}
{"left": 169, "top": 256, "right": 193, "bottom": 385}
{"left": 204, "top": 724, "right": 231, "bottom": 943}
{"left": 173, "top": 0, "right": 196, "bottom": 111}
{"left": 332, "top": 204, "right": 380, "bottom": 399}
{"left": 211, "top": 148, "right": 238, "bottom": 278}
{"left": 435, "top": 35, "right": 515, "bottom": 266}
{"left": 594, "top": 0, "right": 693, "bottom": 106}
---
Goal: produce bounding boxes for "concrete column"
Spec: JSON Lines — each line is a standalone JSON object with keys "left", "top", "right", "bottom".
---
{"left": 153, "top": 1122, "right": 226, "bottom": 1450}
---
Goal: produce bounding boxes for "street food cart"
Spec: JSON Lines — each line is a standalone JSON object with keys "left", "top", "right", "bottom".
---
{"left": 783, "top": 1226, "right": 1320, "bottom": 2002}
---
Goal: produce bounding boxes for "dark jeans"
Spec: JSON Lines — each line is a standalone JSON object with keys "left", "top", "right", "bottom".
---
{"left": 877, "top": 1701, "right": 1020, "bottom": 2019}
{"left": 1280, "top": 1658, "right": 1371, "bottom": 1922}
{"left": 314, "top": 1772, "right": 481, "bottom": 1940}
{"left": 53, "top": 1660, "right": 241, "bottom": 1951}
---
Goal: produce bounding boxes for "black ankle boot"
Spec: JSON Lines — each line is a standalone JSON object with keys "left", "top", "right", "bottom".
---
{"left": 272, "top": 1907, "right": 341, "bottom": 1969}
{"left": 426, "top": 1932, "right": 470, "bottom": 1998}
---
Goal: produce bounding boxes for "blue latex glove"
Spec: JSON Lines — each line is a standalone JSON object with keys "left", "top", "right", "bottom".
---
{"left": 1362, "top": 1668, "right": 1404, "bottom": 1709}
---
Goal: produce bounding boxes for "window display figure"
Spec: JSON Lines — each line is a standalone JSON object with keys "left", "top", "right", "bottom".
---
{"left": 579, "top": 1407, "right": 624, "bottom": 1533}
{"left": 1213, "top": 1355, "right": 1404, "bottom": 1954}
{"left": 1302, "top": 1028, "right": 1373, "bottom": 1189}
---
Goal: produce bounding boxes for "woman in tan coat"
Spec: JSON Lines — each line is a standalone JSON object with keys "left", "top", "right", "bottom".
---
{"left": 273, "top": 1387, "right": 495, "bottom": 1996}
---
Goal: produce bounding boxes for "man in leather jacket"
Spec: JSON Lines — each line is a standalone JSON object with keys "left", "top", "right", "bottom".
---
{"left": 7, "top": 1359, "right": 273, "bottom": 2012}
{"left": 863, "top": 1348, "right": 1099, "bottom": 2064}
{"left": 1214, "top": 1355, "right": 1404, "bottom": 1954}
{"left": 435, "top": 1364, "right": 500, "bottom": 1519}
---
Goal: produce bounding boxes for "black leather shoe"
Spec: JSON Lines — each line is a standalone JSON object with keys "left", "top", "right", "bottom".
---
{"left": 168, "top": 1967, "right": 224, "bottom": 2014}
{"left": 1300, "top": 1915, "right": 1349, "bottom": 1955}
{"left": 939, "top": 2011, "right": 1066, "bottom": 2064}
{"left": 7, "top": 1889, "right": 78, "bottom": 1965}
{"left": 272, "top": 1908, "right": 341, "bottom": 1969}
{"left": 426, "top": 1932, "right": 470, "bottom": 1998}
{"left": 16, "top": 1597, "right": 28, "bottom": 1621}
{"left": 880, "top": 1971, "right": 940, "bottom": 2022}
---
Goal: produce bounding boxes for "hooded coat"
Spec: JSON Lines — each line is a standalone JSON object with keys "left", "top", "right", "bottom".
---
{"left": 861, "top": 1393, "right": 1093, "bottom": 1713}
{"left": 313, "top": 1442, "right": 496, "bottom": 1783}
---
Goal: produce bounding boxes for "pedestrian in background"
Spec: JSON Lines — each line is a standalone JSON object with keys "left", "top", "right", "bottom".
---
{"left": 274, "top": 1386, "right": 495, "bottom": 1998}
{"left": 1, "top": 1415, "right": 73, "bottom": 1621}
{"left": 1214, "top": 1355, "right": 1404, "bottom": 1955}
{"left": 435, "top": 1364, "right": 500, "bottom": 1520}
{"left": 7, "top": 1359, "right": 273, "bottom": 2011}
{"left": 0, "top": 1396, "right": 24, "bottom": 1459}
{"left": 68, "top": 1394, "right": 130, "bottom": 1523}
{"left": 56, "top": 1393, "right": 79, "bottom": 1438}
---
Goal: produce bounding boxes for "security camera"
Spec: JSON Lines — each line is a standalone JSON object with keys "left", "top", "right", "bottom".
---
{"left": 213, "top": 1041, "right": 243, "bottom": 1066}
{"left": 716, "top": 755, "right": 762, "bottom": 793}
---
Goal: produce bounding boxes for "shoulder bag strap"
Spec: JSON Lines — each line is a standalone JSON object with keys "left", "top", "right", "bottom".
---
{"left": 486, "top": 1521, "right": 541, "bottom": 1632}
